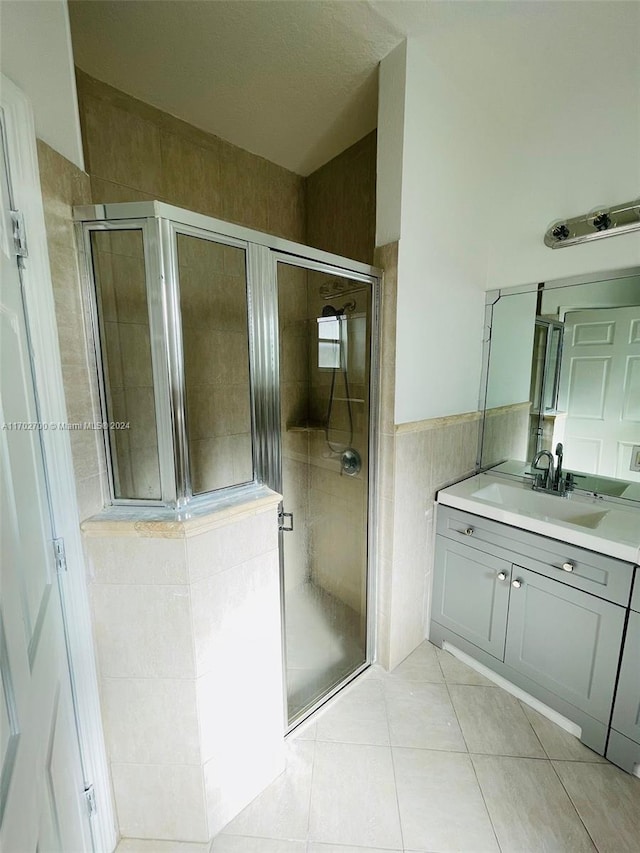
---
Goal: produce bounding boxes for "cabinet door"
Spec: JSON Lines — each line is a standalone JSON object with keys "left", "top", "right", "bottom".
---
{"left": 611, "top": 610, "right": 640, "bottom": 744}
{"left": 432, "top": 536, "right": 511, "bottom": 660}
{"left": 505, "top": 568, "right": 625, "bottom": 722}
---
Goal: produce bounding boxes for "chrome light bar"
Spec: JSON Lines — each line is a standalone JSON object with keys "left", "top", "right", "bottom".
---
{"left": 544, "top": 198, "right": 640, "bottom": 249}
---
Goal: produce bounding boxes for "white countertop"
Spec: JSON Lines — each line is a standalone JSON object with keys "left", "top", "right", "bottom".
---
{"left": 437, "top": 472, "right": 640, "bottom": 564}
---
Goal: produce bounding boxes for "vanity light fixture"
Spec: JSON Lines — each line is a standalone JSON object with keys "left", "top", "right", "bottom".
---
{"left": 544, "top": 197, "right": 640, "bottom": 249}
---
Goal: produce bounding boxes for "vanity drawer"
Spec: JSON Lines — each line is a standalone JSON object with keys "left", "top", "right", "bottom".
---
{"left": 436, "top": 505, "right": 635, "bottom": 606}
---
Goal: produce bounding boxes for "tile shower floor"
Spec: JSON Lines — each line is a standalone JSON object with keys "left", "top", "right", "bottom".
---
{"left": 286, "top": 581, "right": 364, "bottom": 721}
{"left": 117, "top": 641, "right": 640, "bottom": 853}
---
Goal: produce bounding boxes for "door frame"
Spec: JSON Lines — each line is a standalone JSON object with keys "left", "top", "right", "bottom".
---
{"left": 1, "top": 75, "right": 116, "bottom": 852}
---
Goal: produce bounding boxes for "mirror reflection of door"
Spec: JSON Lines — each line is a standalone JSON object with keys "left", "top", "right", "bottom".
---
{"left": 527, "top": 319, "right": 564, "bottom": 460}
{"left": 558, "top": 306, "right": 640, "bottom": 482}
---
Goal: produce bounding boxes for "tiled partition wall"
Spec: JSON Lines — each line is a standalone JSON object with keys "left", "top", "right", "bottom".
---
{"left": 82, "top": 496, "right": 285, "bottom": 842}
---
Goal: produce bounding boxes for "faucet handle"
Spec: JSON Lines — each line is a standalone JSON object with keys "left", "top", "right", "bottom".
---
{"left": 555, "top": 443, "right": 563, "bottom": 456}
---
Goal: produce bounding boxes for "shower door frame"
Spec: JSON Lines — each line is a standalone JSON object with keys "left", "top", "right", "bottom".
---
{"left": 259, "top": 251, "right": 381, "bottom": 731}
{"left": 74, "top": 200, "right": 381, "bottom": 728}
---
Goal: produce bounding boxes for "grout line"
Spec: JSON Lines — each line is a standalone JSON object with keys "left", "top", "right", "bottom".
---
{"left": 380, "top": 667, "right": 406, "bottom": 853}
{"left": 547, "top": 760, "right": 601, "bottom": 852}
{"left": 304, "top": 731, "right": 318, "bottom": 843}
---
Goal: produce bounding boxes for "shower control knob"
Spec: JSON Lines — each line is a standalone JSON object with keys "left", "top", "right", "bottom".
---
{"left": 497, "top": 571, "right": 507, "bottom": 581}
{"left": 562, "top": 562, "right": 574, "bottom": 572}
{"left": 512, "top": 579, "right": 523, "bottom": 589}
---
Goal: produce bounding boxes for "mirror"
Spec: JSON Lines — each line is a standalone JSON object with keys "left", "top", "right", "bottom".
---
{"left": 480, "top": 268, "right": 640, "bottom": 502}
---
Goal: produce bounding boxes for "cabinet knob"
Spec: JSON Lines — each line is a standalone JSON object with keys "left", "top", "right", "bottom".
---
{"left": 464, "top": 527, "right": 474, "bottom": 536}
{"left": 512, "top": 579, "right": 523, "bottom": 589}
{"left": 562, "top": 562, "right": 574, "bottom": 572}
{"left": 497, "top": 571, "right": 508, "bottom": 581}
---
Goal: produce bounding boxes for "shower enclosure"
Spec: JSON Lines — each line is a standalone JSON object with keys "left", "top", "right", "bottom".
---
{"left": 75, "top": 201, "right": 380, "bottom": 727}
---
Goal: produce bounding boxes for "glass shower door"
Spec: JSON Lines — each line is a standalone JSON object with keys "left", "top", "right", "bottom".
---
{"left": 276, "top": 260, "right": 373, "bottom": 725}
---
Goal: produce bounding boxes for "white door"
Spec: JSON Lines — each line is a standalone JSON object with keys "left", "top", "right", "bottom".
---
{"left": 559, "top": 306, "right": 640, "bottom": 481}
{"left": 0, "top": 121, "right": 93, "bottom": 851}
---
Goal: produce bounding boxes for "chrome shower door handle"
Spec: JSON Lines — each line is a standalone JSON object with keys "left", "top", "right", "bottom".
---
{"left": 278, "top": 509, "right": 294, "bottom": 532}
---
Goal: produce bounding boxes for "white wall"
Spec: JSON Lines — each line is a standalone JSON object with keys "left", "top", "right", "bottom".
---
{"left": 376, "top": 40, "right": 406, "bottom": 246}
{"left": 378, "top": 1, "right": 640, "bottom": 424}
{"left": 0, "top": 0, "right": 83, "bottom": 169}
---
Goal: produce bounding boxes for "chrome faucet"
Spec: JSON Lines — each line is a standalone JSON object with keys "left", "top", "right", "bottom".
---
{"left": 531, "top": 443, "right": 574, "bottom": 495}
{"left": 531, "top": 450, "right": 555, "bottom": 490}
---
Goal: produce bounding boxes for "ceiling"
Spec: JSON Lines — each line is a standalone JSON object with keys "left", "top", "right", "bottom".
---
{"left": 68, "top": 0, "right": 436, "bottom": 176}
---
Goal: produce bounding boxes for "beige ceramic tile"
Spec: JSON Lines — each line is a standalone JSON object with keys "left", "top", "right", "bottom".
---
{"left": 308, "top": 741, "right": 402, "bottom": 849}
{"left": 111, "top": 763, "right": 208, "bottom": 842}
{"left": 388, "top": 640, "right": 444, "bottom": 683}
{"left": 90, "top": 582, "right": 195, "bottom": 678}
{"left": 435, "top": 646, "right": 496, "bottom": 687}
{"left": 116, "top": 840, "right": 210, "bottom": 853}
{"left": 100, "top": 676, "right": 199, "bottom": 765}
{"left": 221, "top": 740, "right": 314, "bottom": 841}
{"left": 520, "top": 702, "right": 607, "bottom": 762}
{"left": 85, "top": 534, "right": 187, "bottom": 585}
{"left": 552, "top": 760, "right": 640, "bottom": 853}
{"left": 315, "top": 677, "right": 389, "bottom": 746}
{"left": 472, "top": 755, "right": 596, "bottom": 852}
{"left": 212, "top": 839, "right": 305, "bottom": 853}
{"left": 384, "top": 680, "right": 467, "bottom": 752}
{"left": 393, "top": 747, "right": 499, "bottom": 852}
{"left": 83, "top": 94, "right": 162, "bottom": 195}
{"left": 449, "top": 685, "right": 546, "bottom": 757}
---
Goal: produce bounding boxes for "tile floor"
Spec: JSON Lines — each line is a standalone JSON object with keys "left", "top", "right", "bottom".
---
{"left": 117, "top": 641, "right": 640, "bottom": 853}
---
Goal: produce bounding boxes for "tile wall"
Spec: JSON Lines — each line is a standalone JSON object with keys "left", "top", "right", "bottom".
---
{"left": 306, "top": 130, "right": 377, "bottom": 265}
{"left": 84, "top": 498, "right": 285, "bottom": 842}
{"left": 36, "top": 140, "right": 107, "bottom": 523}
{"left": 75, "top": 70, "right": 306, "bottom": 242}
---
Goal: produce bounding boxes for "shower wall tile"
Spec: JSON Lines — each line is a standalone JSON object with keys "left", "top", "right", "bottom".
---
{"left": 111, "top": 763, "right": 209, "bottom": 843}
{"left": 190, "top": 548, "right": 281, "bottom": 677}
{"left": 36, "top": 140, "right": 108, "bottom": 523}
{"left": 100, "top": 676, "right": 200, "bottom": 765}
{"left": 82, "top": 93, "right": 163, "bottom": 195}
{"left": 90, "top": 581, "right": 195, "bottom": 679}
{"left": 76, "top": 70, "right": 306, "bottom": 242}
{"left": 185, "top": 506, "right": 277, "bottom": 584}
{"left": 86, "top": 534, "right": 188, "bottom": 585}
{"left": 160, "top": 130, "right": 221, "bottom": 214}
{"left": 306, "top": 131, "right": 377, "bottom": 264}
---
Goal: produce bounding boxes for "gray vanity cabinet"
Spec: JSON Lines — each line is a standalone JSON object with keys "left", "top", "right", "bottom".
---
{"left": 432, "top": 537, "right": 511, "bottom": 660}
{"left": 431, "top": 505, "right": 636, "bottom": 757}
{"left": 505, "top": 567, "right": 626, "bottom": 723}
{"left": 607, "top": 608, "right": 640, "bottom": 773}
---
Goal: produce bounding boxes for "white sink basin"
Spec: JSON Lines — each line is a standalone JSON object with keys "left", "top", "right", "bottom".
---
{"left": 437, "top": 472, "right": 640, "bottom": 564}
{"left": 471, "top": 482, "right": 610, "bottom": 530}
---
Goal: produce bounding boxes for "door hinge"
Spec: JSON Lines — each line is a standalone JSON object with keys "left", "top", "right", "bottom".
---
{"left": 10, "top": 210, "right": 28, "bottom": 259}
{"left": 84, "top": 784, "right": 97, "bottom": 817}
{"left": 53, "top": 537, "right": 67, "bottom": 573}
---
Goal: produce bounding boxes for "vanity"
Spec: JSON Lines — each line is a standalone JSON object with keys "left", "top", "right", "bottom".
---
{"left": 431, "top": 471, "right": 640, "bottom": 771}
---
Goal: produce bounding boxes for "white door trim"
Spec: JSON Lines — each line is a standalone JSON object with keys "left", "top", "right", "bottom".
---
{"left": 1, "top": 73, "right": 116, "bottom": 853}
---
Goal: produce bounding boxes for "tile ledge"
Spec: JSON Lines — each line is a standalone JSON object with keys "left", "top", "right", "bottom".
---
{"left": 81, "top": 485, "right": 282, "bottom": 539}
{"left": 395, "top": 409, "right": 483, "bottom": 434}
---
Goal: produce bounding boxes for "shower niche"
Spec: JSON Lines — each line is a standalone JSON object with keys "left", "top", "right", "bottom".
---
{"left": 76, "top": 201, "right": 380, "bottom": 728}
